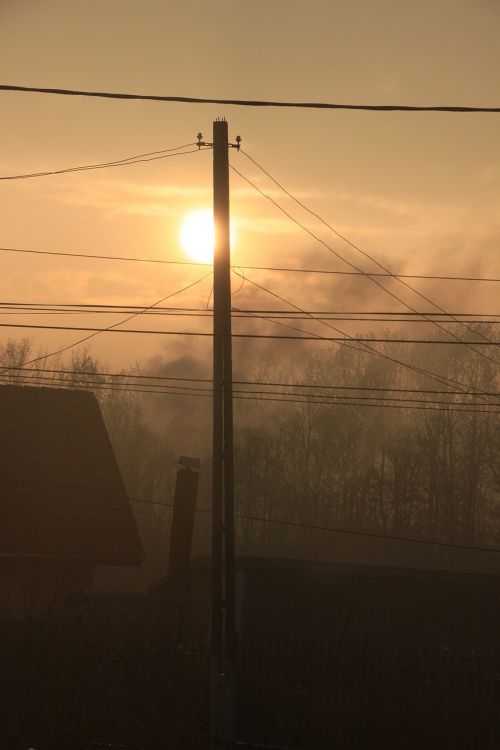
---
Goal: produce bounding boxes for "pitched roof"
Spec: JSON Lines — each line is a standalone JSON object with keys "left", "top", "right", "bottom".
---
{"left": 0, "top": 384, "right": 143, "bottom": 565}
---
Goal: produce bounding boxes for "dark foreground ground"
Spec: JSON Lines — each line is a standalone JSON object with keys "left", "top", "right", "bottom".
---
{"left": 0, "top": 599, "right": 498, "bottom": 749}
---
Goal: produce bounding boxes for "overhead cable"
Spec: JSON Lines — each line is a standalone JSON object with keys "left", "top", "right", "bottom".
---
{"left": 240, "top": 150, "right": 500, "bottom": 360}
{"left": 8, "top": 365, "right": 500, "bottom": 397}
{"left": 1, "top": 301, "right": 500, "bottom": 319}
{"left": 0, "top": 271, "right": 212, "bottom": 374}
{"left": 3, "top": 369, "right": 497, "bottom": 406}
{"left": 3, "top": 372, "right": 500, "bottom": 414}
{"left": 2, "top": 84, "right": 500, "bottom": 113}
{"left": 231, "top": 162, "right": 500, "bottom": 369}
{"left": 232, "top": 271, "right": 498, "bottom": 406}
{"left": 12, "top": 475, "right": 500, "bottom": 552}
{"left": 2, "top": 304, "right": 500, "bottom": 325}
{"left": 2, "top": 318, "right": 500, "bottom": 344}
{"left": 2, "top": 244, "right": 500, "bottom": 285}
{"left": 0, "top": 143, "right": 202, "bottom": 180}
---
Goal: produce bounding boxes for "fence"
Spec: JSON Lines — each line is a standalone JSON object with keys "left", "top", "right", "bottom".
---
{"left": 237, "top": 636, "right": 499, "bottom": 749}
{"left": 0, "top": 611, "right": 498, "bottom": 749}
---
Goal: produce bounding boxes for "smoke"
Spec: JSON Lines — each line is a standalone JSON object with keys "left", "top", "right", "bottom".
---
{"left": 134, "top": 222, "right": 500, "bottom": 463}
{"left": 139, "top": 330, "right": 296, "bottom": 460}
{"left": 141, "top": 350, "right": 212, "bottom": 458}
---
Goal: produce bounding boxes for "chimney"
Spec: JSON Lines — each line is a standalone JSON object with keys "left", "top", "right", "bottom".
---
{"left": 167, "top": 456, "right": 200, "bottom": 602}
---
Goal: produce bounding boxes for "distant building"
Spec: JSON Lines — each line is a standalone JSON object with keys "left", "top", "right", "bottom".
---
{"left": 0, "top": 384, "right": 143, "bottom": 619}
{"left": 167, "top": 554, "right": 500, "bottom": 651}
{"left": 154, "top": 506, "right": 500, "bottom": 648}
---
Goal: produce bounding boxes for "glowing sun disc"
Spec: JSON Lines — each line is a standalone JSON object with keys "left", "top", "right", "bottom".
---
{"left": 180, "top": 209, "right": 214, "bottom": 263}
{"left": 180, "top": 209, "right": 236, "bottom": 263}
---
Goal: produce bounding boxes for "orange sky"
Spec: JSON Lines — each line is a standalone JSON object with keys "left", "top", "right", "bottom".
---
{"left": 0, "top": 0, "right": 499, "bottom": 371}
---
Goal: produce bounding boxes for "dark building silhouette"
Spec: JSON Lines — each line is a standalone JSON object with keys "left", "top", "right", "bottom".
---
{"left": 0, "top": 384, "right": 143, "bottom": 618}
{"left": 152, "top": 550, "right": 500, "bottom": 652}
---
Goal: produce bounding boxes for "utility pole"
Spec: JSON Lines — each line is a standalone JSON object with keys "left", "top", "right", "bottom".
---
{"left": 198, "top": 120, "right": 241, "bottom": 748}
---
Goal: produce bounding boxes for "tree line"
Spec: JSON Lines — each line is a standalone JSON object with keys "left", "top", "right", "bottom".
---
{"left": 2, "top": 329, "right": 500, "bottom": 586}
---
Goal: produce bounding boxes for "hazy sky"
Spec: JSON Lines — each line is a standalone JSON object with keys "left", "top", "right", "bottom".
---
{"left": 1, "top": 0, "right": 499, "bottom": 372}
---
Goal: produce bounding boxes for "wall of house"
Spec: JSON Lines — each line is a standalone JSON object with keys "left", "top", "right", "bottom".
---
{"left": 238, "top": 565, "right": 500, "bottom": 651}
{"left": 0, "top": 557, "right": 94, "bottom": 620}
{"left": 179, "top": 559, "right": 500, "bottom": 651}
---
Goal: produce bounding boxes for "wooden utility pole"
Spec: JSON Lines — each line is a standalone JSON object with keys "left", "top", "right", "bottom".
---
{"left": 200, "top": 118, "right": 240, "bottom": 747}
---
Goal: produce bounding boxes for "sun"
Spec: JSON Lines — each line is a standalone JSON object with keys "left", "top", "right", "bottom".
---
{"left": 180, "top": 209, "right": 215, "bottom": 263}
{"left": 179, "top": 209, "right": 236, "bottom": 263}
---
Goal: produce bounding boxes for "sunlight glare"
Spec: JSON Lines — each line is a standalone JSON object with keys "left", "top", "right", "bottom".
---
{"left": 180, "top": 209, "right": 215, "bottom": 263}
{"left": 180, "top": 209, "right": 236, "bottom": 264}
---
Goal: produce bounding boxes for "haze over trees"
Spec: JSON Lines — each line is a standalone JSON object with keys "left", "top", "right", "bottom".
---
{"left": 3, "top": 329, "right": 500, "bottom": 587}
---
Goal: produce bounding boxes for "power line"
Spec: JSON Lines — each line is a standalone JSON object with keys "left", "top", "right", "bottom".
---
{"left": 0, "top": 144, "right": 202, "bottom": 180}
{"left": 232, "top": 161, "right": 500, "bottom": 369}
{"left": 230, "top": 279, "right": 500, "bottom": 411}
{"left": 4, "top": 372, "right": 500, "bottom": 414}
{"left": 232, "top": 271, "right": 498, "bottom": 406}
{"left": 3, "top": 318, "right": 500, "bottom": 344}
{"left": 12, "top": 139, "right": 488, "bottom": 360}
{"left": 235, "top": 394, "right": 500, "bottom": 414}
{"left": 0, "top": 271, "right": 213, "bottom": 374}
{"left": 237, "top": 317, "right": 500, "bottom": 324}
{"left": 239, "top": 268, "right": 500, "bottom": 284}
{"left": 236, "top": 513, "right": 500, "bottom": 553}
{"left": 7, "top": 364, "right": 500, "bottom": 398}
{"left": 1, "top": 372, "right": 211, "bottom": 397}
{"left": 3, "top": 304, "right": 500, "bottom": 325}
{"left": 0, "top": 322, "right": 212, "bottom": 336}
{"left": 242, "top": 309, "right": 500, "bottom": 318}
{"left": 12, "top": 473, "right": 500, "bottom": 552}
{"left": 5, "top": 379, "right": 499, "bottom": 414}
{"left": 0, "top": 147, "right": 495, "bottom": 405}
{"left": 240, "top": 149, "right": 500, "bottom": 362}
{"left": 3, "top": 245, "right": 500, "bottom": 285}
{"left": 0, "top": 245, "right": 206, "bottom": 267}
{"left": 239, "top": 151, "right": 500, "bottom": 361}
{"left": 5, "top": 369, "right": 497, "bottom": 407}
{"left": 2, "top": 84, "right": 500, "bottom": 113}
{"left": 264, "top": 390, "right": 486, "bottom": 409}
{"left": 2, "top": 301, "right": 500, "bottom": 319}
{"left": 8, "top": 365, "right": 213, "bottom": 385}
{"left": 232, "top": 300, "right": 500, "bottom": 348}
{"left": 127, "top": 497, "right": 500, "bottom": 554}
{"left": 236, "top": 267, "right": 500, "bottom": 284}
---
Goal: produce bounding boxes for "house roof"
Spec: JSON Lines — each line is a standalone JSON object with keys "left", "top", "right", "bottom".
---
{"left": 187, "top": 544, "right": 500, "bottom": 582}
{"left": 0, "top": 384, "right": 143, "bottom": 565}
{"left": 227, "top": 556, "right": 500, "bottom": 583}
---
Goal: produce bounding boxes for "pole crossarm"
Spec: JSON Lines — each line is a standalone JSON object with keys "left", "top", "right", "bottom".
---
{"left": 197, "top": 131, "right": 241, "bottom": 150}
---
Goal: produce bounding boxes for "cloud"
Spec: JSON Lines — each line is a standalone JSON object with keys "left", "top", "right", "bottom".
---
{"left": 48, "top": 172, "right": 324, "bottom": 223}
